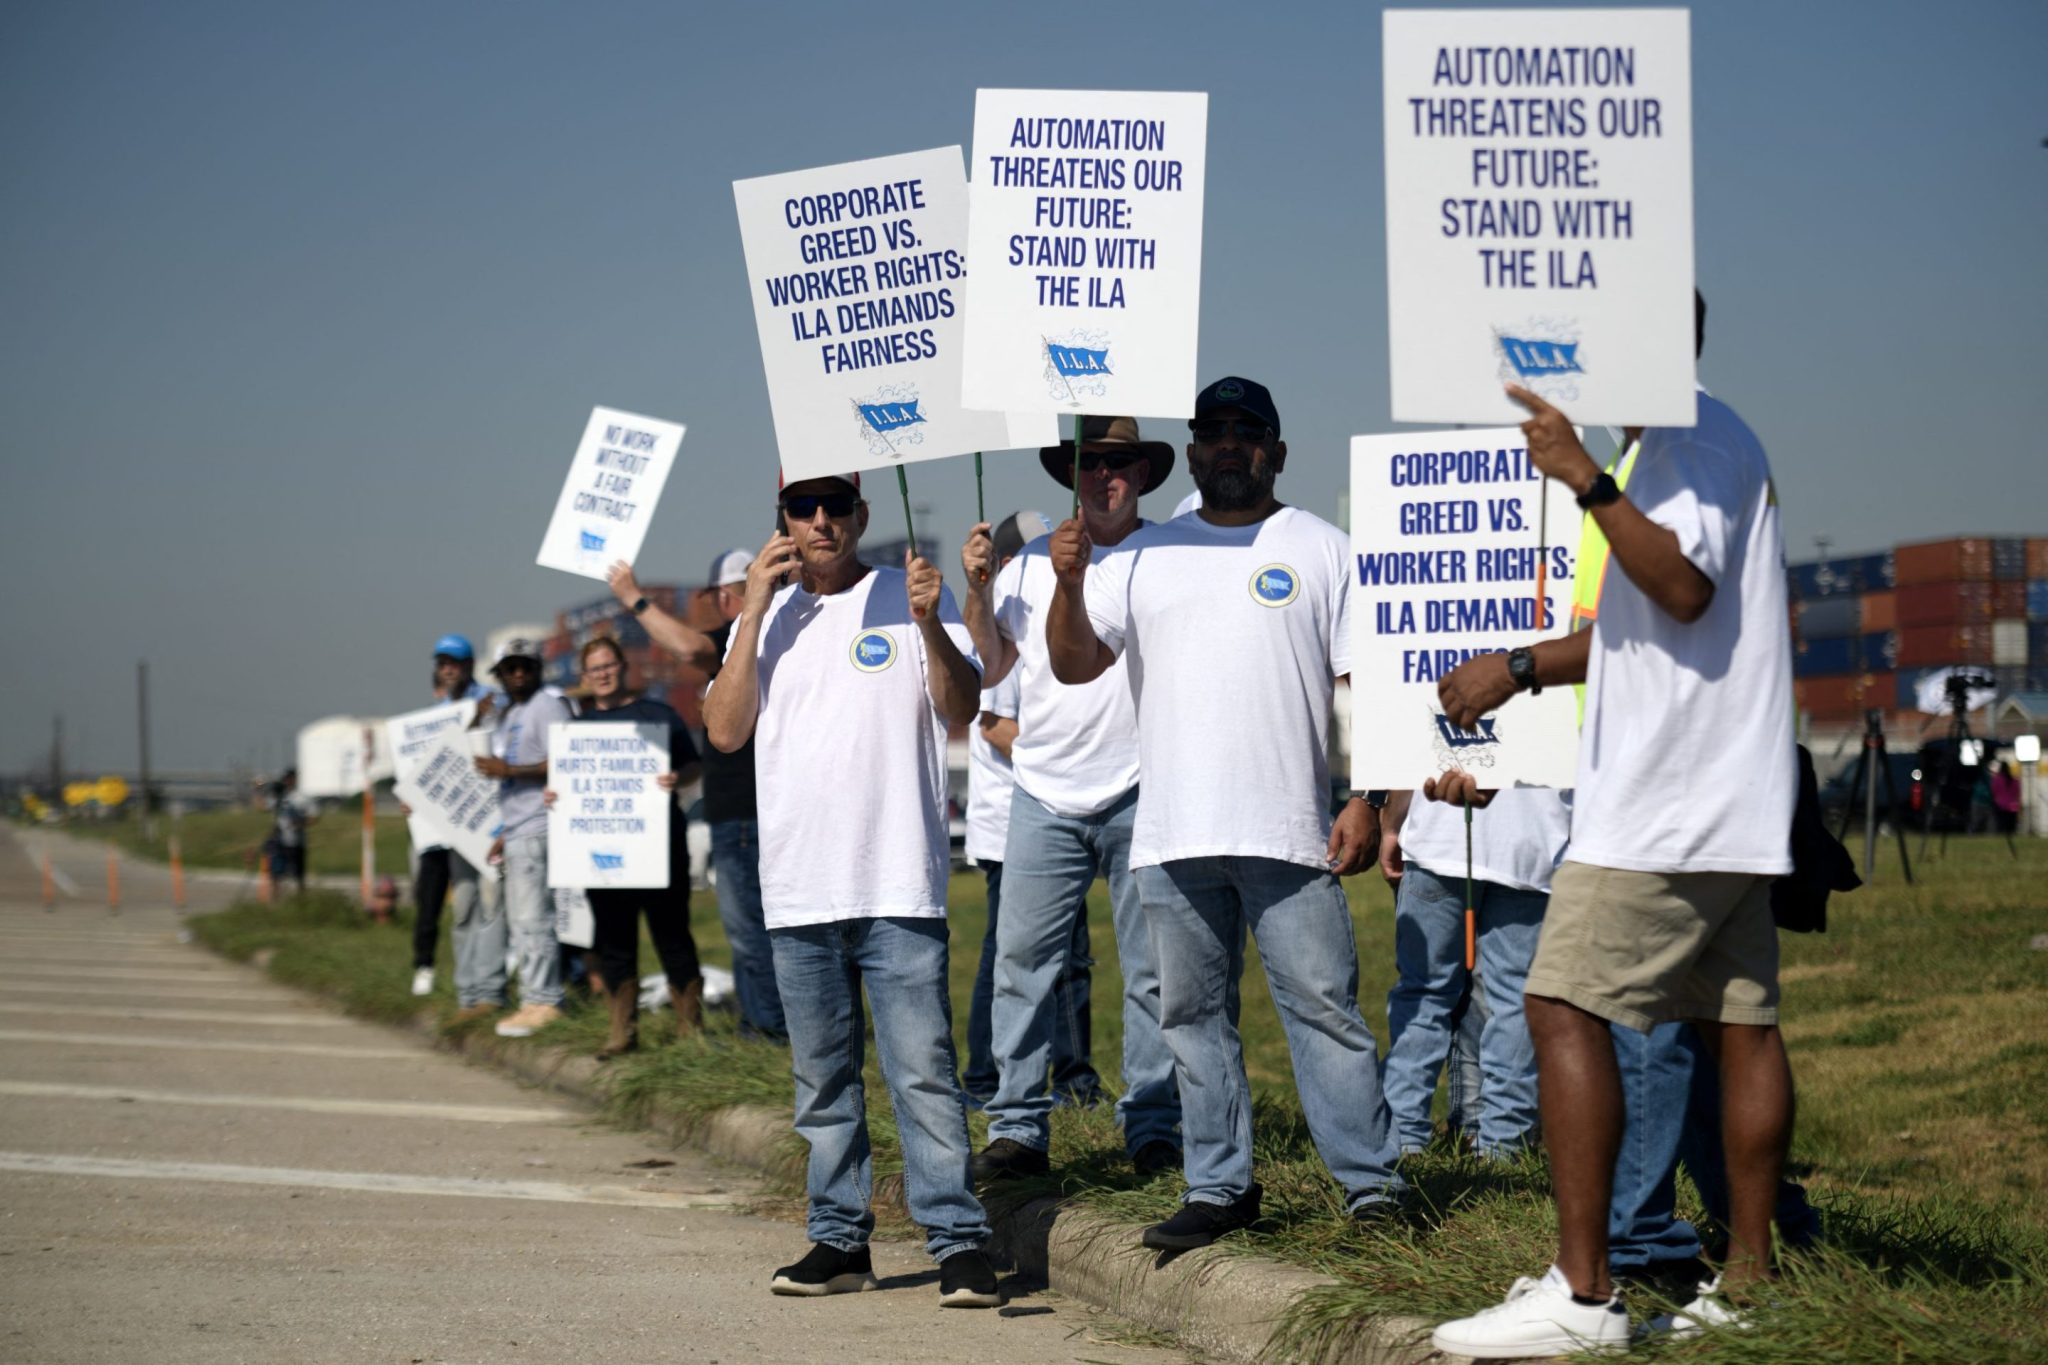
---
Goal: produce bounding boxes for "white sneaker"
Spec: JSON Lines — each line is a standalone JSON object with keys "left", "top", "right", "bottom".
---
{"left": 1431, "top": 1265, "right": 1631, "bottom": 1359}
{"left": 494, "top": 1003, "right": 563, "bottom": 1038}
{"left": 1651, "top": 1276, "right": 1752, "bottom": 1339}
{"left": 410, "top": 967, "right": 435, "bottom": 997}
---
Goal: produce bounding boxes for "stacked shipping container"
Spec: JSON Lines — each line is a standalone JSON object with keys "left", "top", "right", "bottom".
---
{"left": 1789, "top": 536, "right": 2048, "bottom": 724}
{"left": 541, "top": 585, "right": 723, "bottom": 728}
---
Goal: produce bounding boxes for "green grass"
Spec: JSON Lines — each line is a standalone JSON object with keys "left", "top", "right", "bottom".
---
{"left": 189, "top": 838, "right": 2048, "bottom": 1362}
{"left": 56, "top": 806, "right": 413, "bottom": 879}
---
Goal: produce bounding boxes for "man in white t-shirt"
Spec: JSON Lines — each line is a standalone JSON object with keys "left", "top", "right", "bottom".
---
{"left": 702, "top": 471, "right": 1000, "bottom": 1309}
{"left": 1379, "top": 788, "right": 1570, "bottom": 1157}
{"left": 959, "top": 422, "right": 1184, "bottom": 1183}
{"left": 1431, "top": 305, "right": 1796, "bottom": 1355}
{"left": 958, "top": 511, "right": 1100, "bottom": 1111}
{"left": 1044, "top": 377, "right": 1402, "bottom": 1250}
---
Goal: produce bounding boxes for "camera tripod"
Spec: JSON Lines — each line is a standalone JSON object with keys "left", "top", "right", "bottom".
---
{"left": 1833, "top": 708, "right": 1913, "bottom": 884}
{"left": 1918, "top": 684, "right": 2018, "bottom": 860}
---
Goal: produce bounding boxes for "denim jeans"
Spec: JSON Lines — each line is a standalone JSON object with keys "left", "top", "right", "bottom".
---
{"left": 1608, "top": 1021, "right": 1705, "bottom": 1271}
{"left": 449, "top": 854, "right": 508, "bottom": 1008}
{"left": 1137, "top": 856, "right": 1404, "bottom": 1209}
{"left": 710, "top": 820, "right": 785, "bottom": 1038}
{"left": 962, "top": 861, "right": 1098, "bottom": 1106}
{"left": 1443, "top": 976, "right": 1487, "bottom": 1143}
{"left": 769, "top": 916, "right": 990, "bottom": 1261}
{"left": 989, "top": 788, "right": 1178, "bottom": 1156}
{"left": 502, "top": 834, "right": 562, "bottom": 1008}
{"left": 1383, "top": 865, "right": 1545, "bottom": 1155}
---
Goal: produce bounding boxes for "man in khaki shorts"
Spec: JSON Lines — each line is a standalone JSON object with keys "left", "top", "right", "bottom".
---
{"left": 1426, "top": 297, "right": 1798, "bottom": 1358}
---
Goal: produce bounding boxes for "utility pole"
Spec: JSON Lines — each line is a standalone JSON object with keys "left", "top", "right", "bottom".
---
{"left": 49, "top": 714, "right": 63, "bottom": 800}
{"left": 138, "top": 661, "right": 155, "bottom": 838}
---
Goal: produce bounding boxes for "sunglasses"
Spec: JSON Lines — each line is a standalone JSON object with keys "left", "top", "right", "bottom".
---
{"left": 1076, "top": 450, "right": 1146, "bottom": 473}
{"left": 1190, "top": 418, "right": 1274, "bottom": 444}
{"left": 779, "top": 492, "right": 860, "bottom": 519}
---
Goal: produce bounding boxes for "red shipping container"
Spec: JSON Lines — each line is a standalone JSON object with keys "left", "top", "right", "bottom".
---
{"left": 1894, "top": 581, "right": 1992, "bottom": 627}
{"left": 1795, "top": 673, "right": 1892, "bottom": 718}
{"left": 1992, "top": 580, "right": 2026, "bottom": 616}
{"left": 1893, "top": 538, "right": 1992, "bottom": 586}
{"left": 2030, "top": 539, "right": 2048, "bottom": 579}
{"left": 1894, "top": 624, "right": 1994, "bottom": 667}
{"left": 1859, "top": 590, "right": 1896, "bottom": 632}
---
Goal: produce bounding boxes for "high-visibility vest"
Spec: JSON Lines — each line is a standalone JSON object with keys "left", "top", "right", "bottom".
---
{"left": 1571, "top": 441, "right": 1640, "bottom": 725}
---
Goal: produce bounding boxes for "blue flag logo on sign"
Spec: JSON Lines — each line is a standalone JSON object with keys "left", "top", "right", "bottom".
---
{"left": 579, "top": 528, "right": 607, "bottom": 553}
{"left": 1433, "top": 714, "right": 1500, "bottom": 749}
{"left": 1497, "top": 336, "right": 1584, "bottom": 378}
{"left": 857, "top": 401, "right": 926, "bottom": 434}
{"left": 1047, "top": 343, "right": 1113, "bottom": 377}
{"left": 590, "top": 850, "right": 625, "bottom": 873}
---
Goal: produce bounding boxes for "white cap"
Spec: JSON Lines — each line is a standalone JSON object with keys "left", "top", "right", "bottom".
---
{"left": 710, "top": 549, "right": 752, "bottom": 588}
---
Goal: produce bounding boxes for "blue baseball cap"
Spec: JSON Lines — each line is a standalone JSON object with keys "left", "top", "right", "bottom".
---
{"left": 432, "top": 634, "right": 475, "bottom": 661}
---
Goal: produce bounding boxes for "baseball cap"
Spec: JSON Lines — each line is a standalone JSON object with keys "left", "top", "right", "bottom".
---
{"left": 778, "top": 470, "right": 862, "bottom": 496}
{"left": 1036, "top": 415, "right": 1176, "bottom": 495}
{"left": 432, "top": 633, "right": 475, "bottom": 661}
{"left": 992, "top": 510, "right": 1053, "bottom": 562}
{"left": 708, "top": 549, "right": 752, "bottom": 588}
{"left": 490, "top": 638, "right": 543, "bottom": 673}
{"left": 1190, "top": 376, "right": 1281, "bottom": 438}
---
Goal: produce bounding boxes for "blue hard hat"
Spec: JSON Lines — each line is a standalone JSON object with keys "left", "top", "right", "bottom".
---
{"left": 432, "top": 633, "right": 475, "bottom": 661}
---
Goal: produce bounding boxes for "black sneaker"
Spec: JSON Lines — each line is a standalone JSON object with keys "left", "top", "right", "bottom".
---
{"left": 970, "top": 1137, "right": 1050, "bottom": 1182}
{"left": 1349, "top": 1196, "right": 1401, "bottom": 1229}
{"left": 769, "top": 1242, "right": 878, "bottom": 1297}
{"left": 1131, "top": 1139, "right": 1181, "bottom": 1178}
{"left": 1141, "top": 1184, "right": 1261, "bottom": 1250}
{"left": 937, "top": 1248, "right": 1002, "bottom": 1308}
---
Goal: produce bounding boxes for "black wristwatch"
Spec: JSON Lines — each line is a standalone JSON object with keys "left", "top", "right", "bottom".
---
{"left": 1507, "top": 646, "right": 1542, "bottom": 695}
{"left": 1362, "top": 790, "right": 1389, "bottom": 810}
{"left": 629, "top": 596, "right": 651, "bottom": 616}
{"left": 1575, "top": 471, "right": 1622, "bottom": 509}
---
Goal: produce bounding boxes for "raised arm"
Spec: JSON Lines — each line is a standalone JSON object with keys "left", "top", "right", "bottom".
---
{"left": 907, "top": 552, "right": 981, "bottom": 728}
{"left": 609, "top": 562, "right": 720, "bottom": 671}
{"left": 959, "top": 522, "right": 1019, "bottom": 689}
{"left": 1045, "top": 518, "right": 1117, "bottom": 685}
{"left": 701, "top": 531, "right": 796, "bottom": 752}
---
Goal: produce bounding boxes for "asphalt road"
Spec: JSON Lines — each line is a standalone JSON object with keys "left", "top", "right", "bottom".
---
{"left": 0, "top": 826, "right": 1184, "bottom": 1364}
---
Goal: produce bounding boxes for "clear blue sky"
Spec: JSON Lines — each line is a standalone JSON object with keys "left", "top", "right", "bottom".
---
{"left": 3, "top": 0, "right": 2044, "bottom": 774}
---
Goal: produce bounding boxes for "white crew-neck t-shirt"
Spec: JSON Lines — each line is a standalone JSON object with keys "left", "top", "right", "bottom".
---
{"left": 1085, "top": 506, "right": 1352, "bottom": 871}
{"left": 992, "top": 532, "right": 1143, "bottom": 817}
{"left": 964, "top": 670, "right": 1021, "bottom": 864}
{"left": 722, "top": 566, "right": 980, "bottom": 928}
{"left": 1401, "top": 787, "right": 1574, "bottom": 894}
{"left": 1571, "top": 393, "right": 1794, "bottom": 875}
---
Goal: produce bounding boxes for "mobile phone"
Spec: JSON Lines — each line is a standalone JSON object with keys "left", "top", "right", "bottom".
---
{"left": 772, "top": 515, "right": 796, "bottom": 586}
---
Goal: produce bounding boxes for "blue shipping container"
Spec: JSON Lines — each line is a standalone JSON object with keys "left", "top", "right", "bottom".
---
{"left": 1787, "top": 552, "right": 1894, "bottom": 600}
{"left": 1859, "top": 631, "right": 1899, "bottom": 671}
{"left": 1793, "top": 636, "right": 1858, "bottom": 677}
{"left": 2027, "top": 580, "right": 2048, "bottom": 621}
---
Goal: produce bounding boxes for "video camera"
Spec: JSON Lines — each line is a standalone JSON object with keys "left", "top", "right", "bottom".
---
{"left": 1945, "top": 671, "right": 1995, "bottom": 710}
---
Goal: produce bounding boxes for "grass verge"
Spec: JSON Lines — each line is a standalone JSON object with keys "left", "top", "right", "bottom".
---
{"left": 191, "top": 838, "right": 2048, "bottom": 1361}
{"left": 53, "top": 807, "right": 412, "bottom": 878}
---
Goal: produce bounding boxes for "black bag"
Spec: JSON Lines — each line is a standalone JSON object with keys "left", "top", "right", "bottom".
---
{"left": 1771, "top": 744, "right": 1860, "bottom": 933}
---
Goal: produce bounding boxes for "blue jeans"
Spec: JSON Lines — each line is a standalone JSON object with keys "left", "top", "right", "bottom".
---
{"left": 1137, "top": 856, "right": 1404, "bottom": 1209}
{"left": 502, "top": 833, "right": 562, "bottom": 1008}
{"left": 1609, "top": 1021, "right": 1705, "bottom": 1272}
{"left": 989, "top": 788, "right": 1178, "bottom": 1156}
{"left": 769, "top": 916, "right": 990, "bottom": 1261}
{"left": 963, "top": 862, "right": 1098, "bottom": 1106}
{"left": 1444, "top": 976, "right": 1486, "bottom": 1143}
{"left": 710, "top": 820, "right": 785, "bottom": 1039}
{"left": 1383, "top": 865, "right": 1545, "bottom": 1155}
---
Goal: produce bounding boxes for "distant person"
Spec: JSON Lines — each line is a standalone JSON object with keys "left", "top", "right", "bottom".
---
{"left": 704, "top": 471, "right": 999, "bottom": 1307}
{"left": 474, "top": 638, "right": 573, "bottom": 1039}
{"left": 957, "top": 511, "right": 1100, "bottom": 1112}
{"left": 612, "top": 552, "right": 787, "bottom": 1042}
{"left": 962, "top": 424, "right": 1184, "bottom": 1184}
{"left": 267, "top": 768, "right": 316, "bottom": 894}
{"left": 408, "top": 633, "right": 496, "bottom": 997}
{"left": 547, "top": 636, "right": 705, "bottom": 1058}
{"left": 1044, "top": 377, "right": 1403, "bottom": 1249}
{"left": 1991, "top": 761, "right": 2020, "bottom": 836}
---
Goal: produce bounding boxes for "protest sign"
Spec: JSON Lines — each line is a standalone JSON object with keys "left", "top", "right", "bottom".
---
{"left": 735, "top": 148, "right": 1051, "bottom": 480}
{"left": 961, "top": 90, "right": 1208, "bottom": 418}
{"left": 553, "top": 888, "right": 595, "bottom": 949}
{"left": 547, "top": 721, "right": 670, "bottom": 889}
{"left": 396, "top": 733, "right": 500, "bottom": 872}
{"left": 385, "top": 700, "right": 478, "bottom": 848}
{"left": 1382, "top": 9, "right": 1695, "bottom": 426}
{"left": 535, "top": 407, "right": 685, "bottom": 581}
{"left": 1349, "top": 429, "right": 1581, "bottom": 789}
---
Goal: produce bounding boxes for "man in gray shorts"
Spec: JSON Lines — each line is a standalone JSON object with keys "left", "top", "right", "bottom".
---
{"left": 1428, "top": 298, "right": 1798, "bottom": 1358}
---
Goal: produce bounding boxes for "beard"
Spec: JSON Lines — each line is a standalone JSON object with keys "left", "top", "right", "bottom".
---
{"left": 1195, "top": 458, "right": 1275, "bottom": 511}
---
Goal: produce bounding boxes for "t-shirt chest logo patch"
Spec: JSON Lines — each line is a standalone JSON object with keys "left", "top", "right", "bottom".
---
{"left": 1248, "top": 564, "right": 1300, "bottom": 607}
{"left": 849, "top": 629, "right": 898, "bottom": 672}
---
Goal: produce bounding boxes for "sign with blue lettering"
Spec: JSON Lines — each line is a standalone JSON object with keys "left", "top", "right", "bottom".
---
{"left": 385, "top": 699, "right": 480, "bottom": 852}
{"left": 536, "top": 406, "right": 686, "bottom": 582}
{"left": 547, "top": 721, "right": 670, "bottom": 889}
{"left": 1349, "top": 428, "right": 1582, "bottom": 788}
{"left": 385, "top": 709, "right": 499, "bottom": 873}
{"left": 735, "top": 147, "right": 1053, "bottom": 481}
{"left": 961, "top": 89, "right": 1208, "bottom": 418}
{"left": 1382, "top": 9, "right": 1695, "bottom": 426}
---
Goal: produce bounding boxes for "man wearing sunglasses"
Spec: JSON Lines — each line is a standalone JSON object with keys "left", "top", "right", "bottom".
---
{"left": 957, "top": 416, "right": 1183, "bottom": 1185}
{"left": 703, "top": 471, "right": 1001, "bottom": 1308}
{"left": 1044, "top": 376, "right": 1404, "bottom": 1249}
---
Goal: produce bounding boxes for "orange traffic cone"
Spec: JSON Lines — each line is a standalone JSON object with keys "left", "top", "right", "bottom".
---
{"left": 170, "top": 836, "right": 186, "bottom": 910}
{"left": 41, "top": 851, "right": 55, "bottom": 910}
{"left": 106, "top": 847, "right": 121, "bottom": 913}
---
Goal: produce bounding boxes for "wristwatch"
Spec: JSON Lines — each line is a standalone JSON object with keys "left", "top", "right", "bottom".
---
{"left": 1575, "top": 472, "right": 1622, "bottom": 510}
{"left": 1362, "top": 790, "right": 1390, "bottom": 810}
{"left": 629, "top": 596, "right": 651, "bottom": 616}
{"left": 1507, "top": 646, "right": 1542, "bottom": 695}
